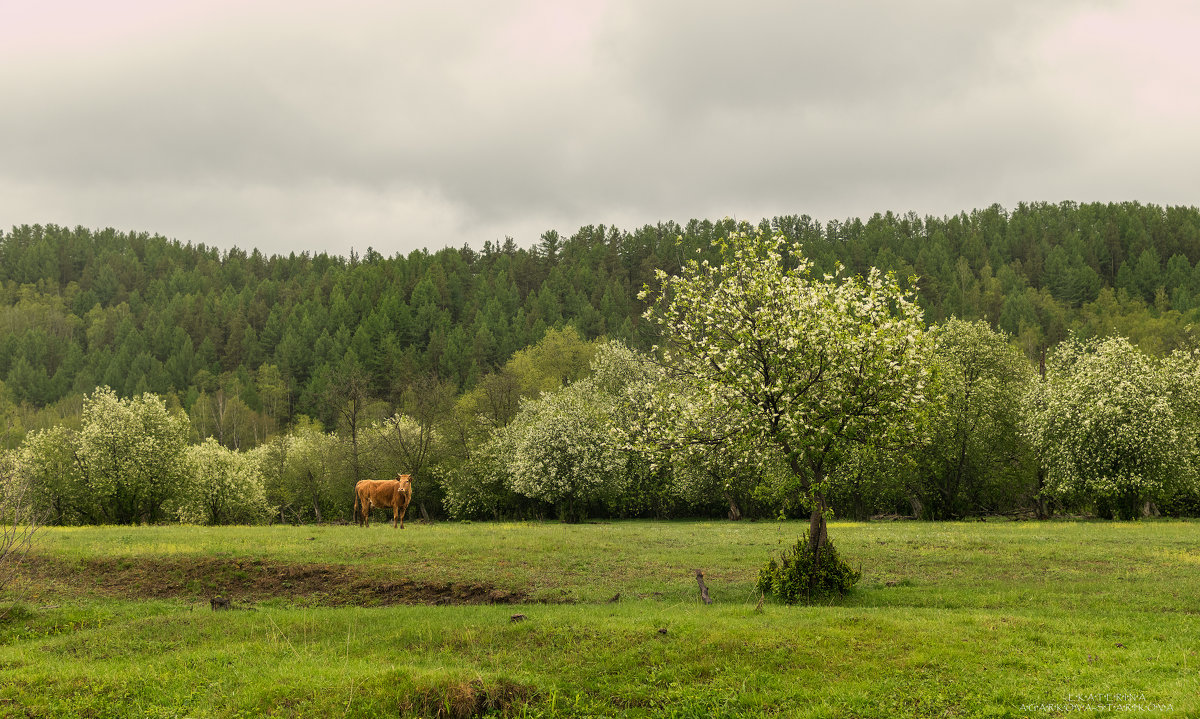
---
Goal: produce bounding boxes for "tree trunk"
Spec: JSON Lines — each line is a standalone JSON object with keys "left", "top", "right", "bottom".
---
{"left": 724, "top": 492, "right": 742, "bottom": 521}
{"left": 808, "top": 492, "right": 828, "bottom": 551}
{"left": 782, "top": 445, "right": 831, "bottom": 588}
{"left": 807, "top": 492, "right": 830, "bottom": 599}
{"left": 783, "top": 447, "right": 828, "bottom": 549}
{"left": 1035, "top": 466, "right": 1049, "bottom": 520}
{"left": 908, "top": 494, "right": 923, "bottom": 519}
{"left": 312, "top": 495, "right": 322, "bottom": 523}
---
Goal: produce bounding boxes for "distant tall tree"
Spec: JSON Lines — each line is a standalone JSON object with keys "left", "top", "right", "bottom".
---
{"left": 189, "top": 373, "right": 258, "bottom": 449}
{"left": 324, "top": 353, "right": 376, "bottom": 489}
{"left": 914, "top": 320, "right": 1034, "bottom": 518}
{"left": 255, "top": 363, "right": 289, "bottom": 432}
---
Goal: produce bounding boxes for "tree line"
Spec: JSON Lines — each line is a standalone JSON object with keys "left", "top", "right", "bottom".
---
{"left": 2, "top": 230, "right": 1200, "bottom": 528}
{"left": 4, "top": 204, "right": 1200, "bottom": 524}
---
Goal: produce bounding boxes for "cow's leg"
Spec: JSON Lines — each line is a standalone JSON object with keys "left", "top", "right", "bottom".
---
{"left": 354, "top": 493, "right": 362, "bottom": 526}
{"left": 398, "top": 501, "right": 409, "bottom": 529}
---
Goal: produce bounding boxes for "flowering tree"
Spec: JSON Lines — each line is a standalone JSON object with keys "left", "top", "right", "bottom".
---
{"left": 642, "top": 230, "right": 932, "bottom": 553}
{"left": 175, "top": 438, "right": 271, "bottom": 525}
{"left": 75, "top": 387, "right": 190, "bottom": 524}
{"left": 502, "top": 378, "right": 625, "bottom": 522}
{"left": 610, "top": 345, "right": 774, "bottom": 520}
{"left": 19, "top": 425, "right": 90, "bottom": 524}
{"left": 443, "top": 432, "right": 520, "bottom": 521}
{"left": 1023, "top": 336, "right": 1196, "bottom": 519}
{"left": 444, "top": 337, "right": 628, "bottom": 522}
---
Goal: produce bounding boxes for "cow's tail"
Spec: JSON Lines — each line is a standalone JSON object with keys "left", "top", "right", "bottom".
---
{"left": 353, "top": 491, "right": 361, "bottom": 525}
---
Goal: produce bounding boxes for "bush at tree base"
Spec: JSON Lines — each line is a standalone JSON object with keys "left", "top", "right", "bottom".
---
{"left": 756, "top": 535, "right": 861, "bottom": 603}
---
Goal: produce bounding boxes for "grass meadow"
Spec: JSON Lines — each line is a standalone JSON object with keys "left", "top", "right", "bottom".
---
{"left": 1, "top": 519, "right": 1198, "bottom": 717}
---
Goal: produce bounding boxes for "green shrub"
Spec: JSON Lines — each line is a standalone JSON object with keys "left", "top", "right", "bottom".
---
{"left": 756, "top": 534, "right": 861, "bottom": 603}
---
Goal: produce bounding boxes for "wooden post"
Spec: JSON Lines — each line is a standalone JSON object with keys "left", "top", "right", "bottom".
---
{"left": 695, "top": 570, "right": 712, "bottom": 605}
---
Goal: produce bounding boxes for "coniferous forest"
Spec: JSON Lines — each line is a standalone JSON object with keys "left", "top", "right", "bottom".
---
{"left": 5, "top": 200, "right": 1200, "bottom": 525}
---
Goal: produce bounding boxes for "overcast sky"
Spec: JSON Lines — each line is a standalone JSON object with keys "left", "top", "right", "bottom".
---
{"left": 3, "top": 0, "right": 1199, "bottom": 258}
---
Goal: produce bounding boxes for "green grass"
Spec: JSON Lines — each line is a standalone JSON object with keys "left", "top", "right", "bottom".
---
{"left": 3, "top": 519, "right": 1199, "bottom": 717}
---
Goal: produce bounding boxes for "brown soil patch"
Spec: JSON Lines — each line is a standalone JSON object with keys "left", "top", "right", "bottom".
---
{"left": 400, "top": 677, "right": 537, "bottom": 719}
{"left": 18, "top": 555, "right": 527, "bottom": 607}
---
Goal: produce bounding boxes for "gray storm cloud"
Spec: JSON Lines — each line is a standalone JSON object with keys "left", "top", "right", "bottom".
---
{"left": 1, "top": 0, "right": 1194, "bottom": 256}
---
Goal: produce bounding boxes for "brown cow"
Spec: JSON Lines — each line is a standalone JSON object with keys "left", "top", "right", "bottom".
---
{"left": 353, "top": 473, "right": 413, "bottom": 529}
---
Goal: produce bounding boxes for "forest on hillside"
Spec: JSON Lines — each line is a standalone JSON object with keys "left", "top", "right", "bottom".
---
{"left": 4, "top": 201, "right": 1200, "bottom": 434}
{"left": 4, "top": 201, "right": 1200, "bottom": 525}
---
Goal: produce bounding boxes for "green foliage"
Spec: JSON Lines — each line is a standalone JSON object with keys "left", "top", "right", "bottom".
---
{"left": 912, "top": 319, "right": 1035, "bottom": 519}
{"left": 822, "top": 443, "right": 911, "bottom": 520}
{"left": 756, "top": 534, "right": 861, "bottom": 602}
{"left": 18, "top": 425, "right": 89, "bottom": 524}
{"left": 503, "top": 325, "right": 599, "bottom": 397}
{"left": 12, "top": 204, "right": 1200, "bottom": 522}
{"left": 443, "top": 333, "right": 621, "bottom": 521}
{"left": 0, "top": 203, "right": 1193, "bottom": 440}
{"left": 441, "top": 435, "right": 524, "bottom": 521}
{"left": 268, "top": 418, "right": 347, "bottom": 523}
{"left": 19, "top": 388, "right": 194, "bottom": 525}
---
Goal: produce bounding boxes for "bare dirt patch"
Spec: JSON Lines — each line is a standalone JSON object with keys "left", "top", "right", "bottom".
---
{"left": 18, "top": 554, "right": 528, "bottom": 607}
